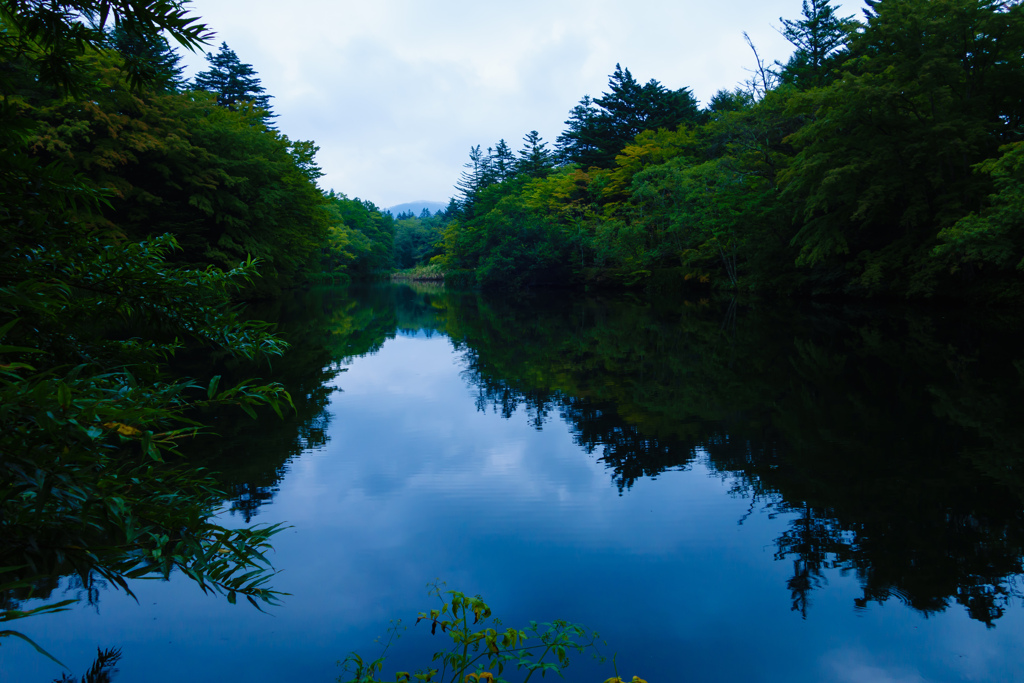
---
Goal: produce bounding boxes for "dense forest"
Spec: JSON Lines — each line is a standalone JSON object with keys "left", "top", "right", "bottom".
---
{"left": 0, "top": 0, "right": 332, "bottom": 658}
{"left": 11, "top": 0, "right": 1018, "bottom": 302}
{"left": 437, "top": 0, "right": 1024, "bottom": 301}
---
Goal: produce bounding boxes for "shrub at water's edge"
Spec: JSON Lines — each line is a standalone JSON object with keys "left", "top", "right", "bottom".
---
{"left": 392, "top": 263, "right": 446, "bottom": 282}
{"left": 337, "top": 582, "right": 645, "bottom": 683}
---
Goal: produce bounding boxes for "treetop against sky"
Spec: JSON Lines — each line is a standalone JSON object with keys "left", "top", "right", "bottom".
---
{"left": 177, "top": 0, "right": 855, "bottom": 207}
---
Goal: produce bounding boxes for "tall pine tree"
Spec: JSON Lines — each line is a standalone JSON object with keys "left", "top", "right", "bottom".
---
{"left": 556, "top": 95, "right": 601, "bottom": 166}
{"left": 778, "top": 0, "right": 855, "bottom": 89}
{"left": 491, "top": 139, "right": 516, "bottom": 182}
{"left": 454, "top": 145, "right": 491, "bottom": 217}
{"left": 556, "top": 65, "right": 701, "bottom": 168}
{"left": 109, "top": 24, "right": 185, "bottom": 91}
{"left": 192, "top": 42, "right": 273, "bottom": 119}
{"left": 516, "top": 130, "right": 555, "bottom": 178}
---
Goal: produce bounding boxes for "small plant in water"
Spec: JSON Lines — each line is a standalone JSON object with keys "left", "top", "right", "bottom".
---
{"left": 338, "top": 581, "right": 642, "bottom": 683}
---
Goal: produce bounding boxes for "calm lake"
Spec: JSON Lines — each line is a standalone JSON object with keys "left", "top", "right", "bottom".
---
{"left": 4, "top": 283, "right": 1024, "bottom": 682}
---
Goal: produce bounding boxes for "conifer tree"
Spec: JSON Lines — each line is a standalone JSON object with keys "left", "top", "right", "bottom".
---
{"left": 556, "top": 95, "right": 601, "bottom": 166}
{"left": 192, "top": 42, "right": 273, "bottom": 119}
{"left": 490, "top": 139, "right": 516, "bottom": 182}
{"left": 454, "top": 145, "right": 491, "bottom": 216}
{"left": 109, "top": 24, "right": 185, "bottom": 91}
{"left": 778, "top": 0, "right": 855, "bottom": 88}
{"left": 516, "top": 130, "right": 555, "bottom": 178}
{"left": 707, "top": 87, "right": 754, "bottom": 113}
{"left": 556, "top": 65, "right": 701, "bottom": 168}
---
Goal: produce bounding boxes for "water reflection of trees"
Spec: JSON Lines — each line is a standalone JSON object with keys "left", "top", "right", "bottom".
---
{"left": 179, "top": 283, "right": 453, "bottom": 522}
{"left": 188, "top": 284, "right": 1024, "bottom": 624}
{"left": 0, "top": 286, "right": 405, "bottom": 630}
{"left": 184, "top": 286, "right": 402, "bottom": 520}
{"left": 440, "top": 290, "right": 1024, "bottom": 626}
{"left": 50, "top": 282, "right": 1016, "bottom": 626}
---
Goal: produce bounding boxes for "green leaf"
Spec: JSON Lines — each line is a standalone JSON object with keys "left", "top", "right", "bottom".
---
{"left": 56, "top": 382, "right": 71, "bottom": 408}
{"left": 208, "top": 374, "right": 221, "bottom": 399}
{"left": 0, "top": 345, "right": 43, "bottom": 354}
{"left": 0, "top": 630, "right": 68, "bottom": 669}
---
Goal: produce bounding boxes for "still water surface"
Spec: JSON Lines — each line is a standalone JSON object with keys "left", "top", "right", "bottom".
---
{"left": 4, "top": 284, "right": 1024, "bottom": 682}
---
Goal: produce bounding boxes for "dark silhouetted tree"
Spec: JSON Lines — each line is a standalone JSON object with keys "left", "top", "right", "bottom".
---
{"left": 556, "top": 65, "right": 701, "bottom": 168}
{"left": 778, "top": 0, "right": 855, "bottom": 88}
{"left": 193, "top": 42, "right": 273, "bottom": 119}
{"left": 109, "top": 24, "right": 184, "bottom": 91}
{"left": 516, "top": 130, "right": 555, "bottom": 178}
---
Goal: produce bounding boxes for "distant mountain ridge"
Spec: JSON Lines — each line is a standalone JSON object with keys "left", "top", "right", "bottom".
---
{"left": 386, "top": 200, "right": 446, "bottom": 217}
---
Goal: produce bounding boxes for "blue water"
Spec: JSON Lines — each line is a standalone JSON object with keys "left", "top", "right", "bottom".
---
{"left": 4, "top": 288, "right": 1024, "bottom": 682}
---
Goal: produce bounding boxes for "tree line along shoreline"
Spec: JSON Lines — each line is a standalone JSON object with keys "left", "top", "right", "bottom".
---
{"left": 10, "top": 0, "right": 1021, "bottom": 305}
{"left": 432, "top": 0, "right": 1024, "bottom": 303}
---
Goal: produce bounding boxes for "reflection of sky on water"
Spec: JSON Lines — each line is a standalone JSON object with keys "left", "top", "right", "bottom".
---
{"left": 4, "top": 333, "right": 1024, "bottom": 682}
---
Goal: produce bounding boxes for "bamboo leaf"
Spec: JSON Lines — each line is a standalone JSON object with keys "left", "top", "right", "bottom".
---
{"left": 0, "top": 630, "right": 68, "bottom": 669}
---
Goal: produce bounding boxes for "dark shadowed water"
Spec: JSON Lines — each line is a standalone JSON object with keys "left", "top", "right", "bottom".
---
{"left": 4, "top": 283, "right": 1024, "bottom": 682}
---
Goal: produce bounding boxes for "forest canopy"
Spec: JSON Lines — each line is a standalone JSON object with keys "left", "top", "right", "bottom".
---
{"left": 436, "top": 0, "right": 1024, "bottom": 301}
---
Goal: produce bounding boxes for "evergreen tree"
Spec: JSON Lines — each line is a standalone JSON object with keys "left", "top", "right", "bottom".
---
{"left": 490, "top": 139, "right": 516, "bottom": 182}
{"left": 454, "top": 145, "right": 491, "bottom": 216}
{"left": 0, "top": 0, "right": 291, "bottom": 633}
{"left": 441, "top": 197, "right": 461, "bottom": 222}
{"left": 778, "top": 0, "right": 855, "bottom": 88}
{"left": 109, "top": 24, "right": 185, "bottom": 91}
{"left": 707, "top": 88, "right": 754, "bottom": 113}
{"left": 598, "top": 64, "right": 646, "bottom": 138}
{"left": 556, "top": 95, "right": 602, "bottom": 166}
{"left": 556, "top": 65, "right": 701, "bottom": 168}
{"left": 192, "top": 42, "right": 273, "bottom": 119}
{"left": 516, "top": 130, "right": 555, "bottom": 178}
{"left": 782, "top": 0, "right": 1024, "bottom": 295}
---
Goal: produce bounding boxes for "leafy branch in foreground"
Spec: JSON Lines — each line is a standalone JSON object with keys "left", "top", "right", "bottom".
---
{"left": 0, "top": 0, "right": 212, "bottom": 92}
{"left": 0, "top": 236, "right": 294, "bottom": 657}
{"left": 0, "top": 247, "right": 293, "bottom": 589}
{"left": 0, "top": 0, "right": 296, "bottom": 667}
{"left": 338, "top": 582, "right": 644, "bottom": 683}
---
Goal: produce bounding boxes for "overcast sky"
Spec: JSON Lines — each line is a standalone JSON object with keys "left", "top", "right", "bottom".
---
{"left": 178, "top": 0, "right": 860, "bottom": 209}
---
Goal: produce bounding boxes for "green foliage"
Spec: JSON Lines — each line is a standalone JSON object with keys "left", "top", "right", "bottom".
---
{"left": 556, "top": 64, "right": 702, "bottom": 169}
{"left": 934, "top": 141, "right": 1024, "bottom": 299}
{"left": 0, "top": 0, "right": 210, "bottom": 92}
{"left": 777, "top": 0, "right": 855, "bottom": 89}
{"left": 393, "top": 263, "right": 446, "bottom": 281}
{"left": 0, "top": 234, "right": 293, "bottom": 649}
{"left": 320, "top": 191, "right": 395, "bottom": 280}
{"left": 192, "top": 41, "right": 273, "bottom": 119}
{"left": 438, "top": 0, "right": 1024, "bottom": 300}
{"left": 0, "top": 0, "right": 316, "bottom": 663}
{"left": 109, "top": 23, "right": 186, "bottom": 92}
{"left": 781, "top": 0, "right": 1024, "bottom": 295}
{"left": 21, "top": 47, "right": 327, "bottom": 295}
{"left": 393, "top": 212, "right": 446, "bottom": 270}
{"left": 515, "top": 131, "right": 555, "bottom": 179}
{"left": 337, "top": 582, "right": 607, "bottom": 683}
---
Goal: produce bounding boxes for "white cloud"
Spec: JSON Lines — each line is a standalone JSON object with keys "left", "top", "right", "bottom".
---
{"left": 821, "top": 648, "right": 926, "bottom": 683}
{"left": 180, "top": 0, "right": 861, "bottom": 207}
